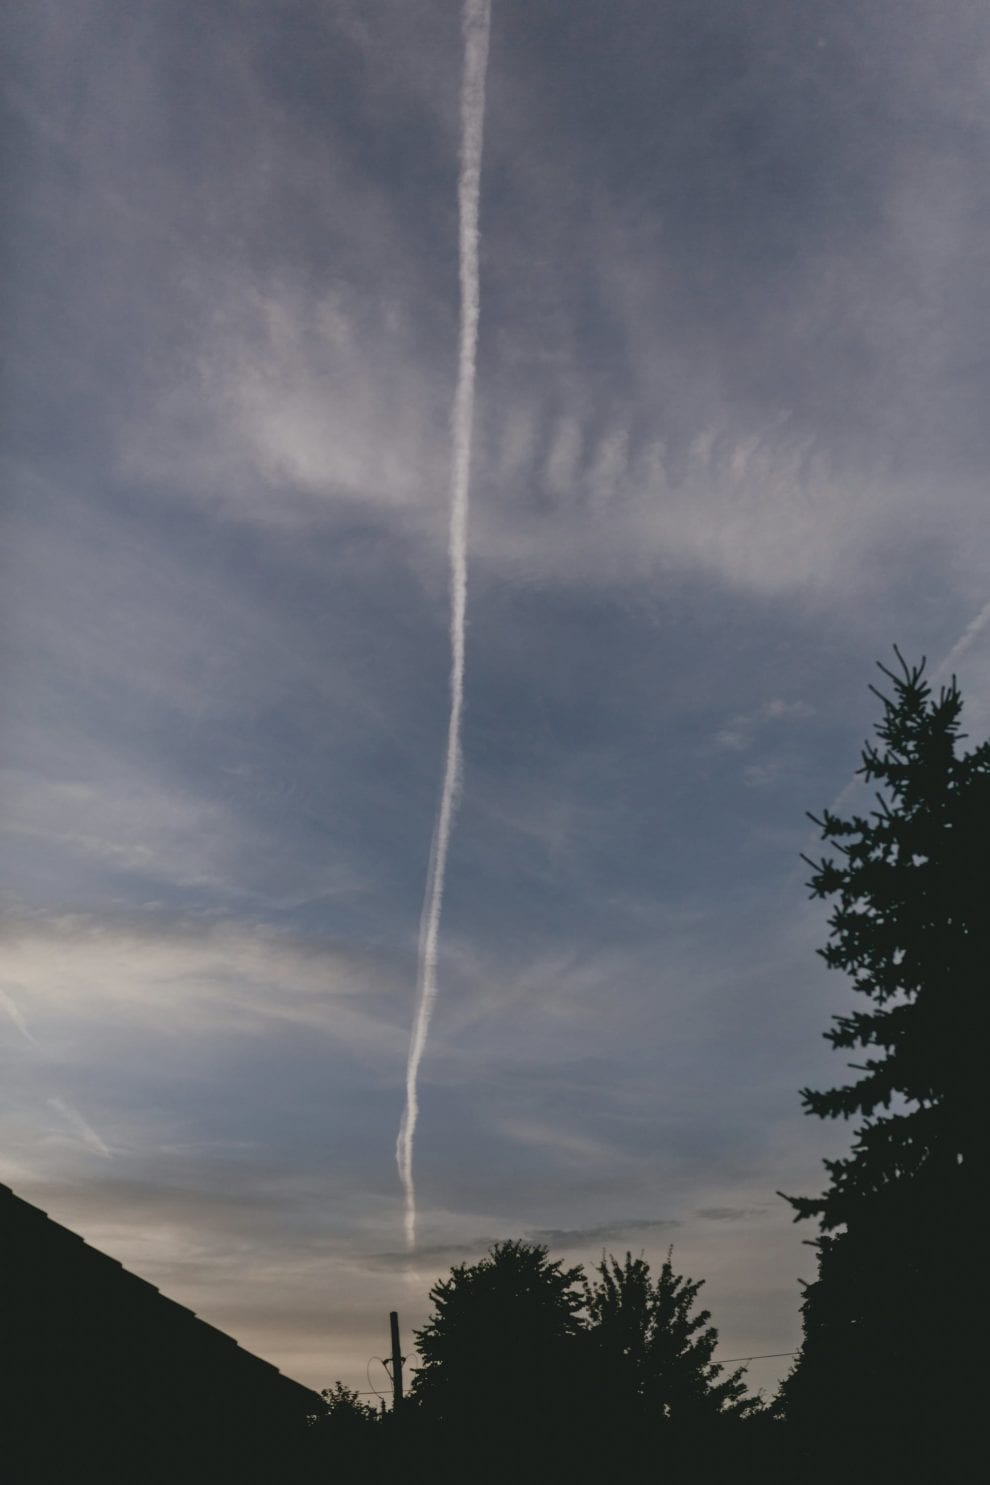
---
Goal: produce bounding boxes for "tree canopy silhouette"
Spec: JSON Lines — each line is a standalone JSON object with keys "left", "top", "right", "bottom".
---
{"left": 411, "top": 1239, "right": 584, "bottom": 1424}
{"left": 300, "top": 1379, "right": 381, "bottom": 1481}
{"left": 405, "top": 1238, "right": 761, "bottom": 1483}
{"left": 779, "top": 651, "right": 986, "bottom": 1478}
{"left": 584, "top": 1249, "right": 755, "bottom": 1425}
{"left": 408, "top": 1240, "right": 585, "bottom": 1482}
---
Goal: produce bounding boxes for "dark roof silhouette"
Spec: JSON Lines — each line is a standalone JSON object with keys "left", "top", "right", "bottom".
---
{"left": 0, "top": 1181, "right": 323, "bottom": 1484}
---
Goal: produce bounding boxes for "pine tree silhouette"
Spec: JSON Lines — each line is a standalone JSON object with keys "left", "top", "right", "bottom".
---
{"left": 778, "top": 651, "right": 987, "bottom": 1481}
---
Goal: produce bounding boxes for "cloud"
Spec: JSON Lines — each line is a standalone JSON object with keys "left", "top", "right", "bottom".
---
{"left": 12, "top": 0, "right": 989, "bottom": 638}
{"left": 525, "top": 1217, "right": 680, "bottom": 1248}
{"left": 544, "top": 416, "right": 584, "bottom": 495}
{"left": 46, "top": 1098, "right": 112, "bottom": 1158}
{"left": 742, "top": 758, "right": 794, "bottom": 791}
{"left": 713, "top": 699, "right": 815, "bottom": 753}
{"left": 6, "top": 0, "right": 989, "bottom": 1409}
{"left": 494, "top": 1114, "right": 642, "bottom": 1171}
{"left": 695, "top": 1206, "right": 768, "bottom": 1223}
{"left": 0, "top": 987, "right": 37, "bottom": 1047}
{"left": 366, "top": 1236, "right": 501, "bottom": 1271}
{"left": 2, "top": 763, "right": 247, "bottom": 897}
{"left": 118, "top": 276, "right": 449, "bottom": 533}
{"left": 366, "top": 1217, "right": 682, "bottom": 1271}
{"left": 0, "top": 909, "right": 409, "bottom": 1056}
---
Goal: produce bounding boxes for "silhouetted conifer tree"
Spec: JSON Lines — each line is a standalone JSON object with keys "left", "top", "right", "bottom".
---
{"left": 779, "top": 652, "right": 986, "bottom": 1480}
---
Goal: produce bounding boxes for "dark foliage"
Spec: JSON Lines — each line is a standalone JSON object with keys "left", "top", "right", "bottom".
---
{"left": 580, "top": 1249, "right": 764, "bottom": 1479}
{"left": 399, "top": 1239, "right": 763, "bottom": 1483}
{"left": 583, "top": 1248, "right": 755, "bottom": 1424}
{"left": 778, "top": 652, "right": 987, "bottom": 1479}
{"left": 409, "top": 1239, "right": 585, "bottom": 1477}
{"left": 300, "top": 1381, "right": 382, "bottom": 1481}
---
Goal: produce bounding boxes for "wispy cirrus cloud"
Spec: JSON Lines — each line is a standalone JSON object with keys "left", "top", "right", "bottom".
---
{"left": 4, "top": 0, "right": 990, "bottom": 1407}
{"left": 46, "top": 1098, "right": 113, "bottom": 1159}
{"left": 712, "top": 698, "right": 815, "bottom": 754}
{"left": 0, "top": 909, "right": 409, "bottom": 1049}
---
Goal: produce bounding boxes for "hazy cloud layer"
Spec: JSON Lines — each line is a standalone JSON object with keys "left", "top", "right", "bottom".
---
{"left": 3, "top": 0, "right": 988, "bottom": 1396}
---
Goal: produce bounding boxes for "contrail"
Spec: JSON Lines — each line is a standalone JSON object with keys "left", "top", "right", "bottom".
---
{"left": 824, "top": 610, "right": 990, "bottom": 821}
{"left": 48, "top": 1097, "right": 112, "bottom": 1158}
{"left": 933, "top": 598, "right": 990, "bottom": 681}
{"left": 0, "top": 987, "right": 37, "bottom": 1046}
{"left": 397, "top": 0, "right": 492, "bottom": 1253}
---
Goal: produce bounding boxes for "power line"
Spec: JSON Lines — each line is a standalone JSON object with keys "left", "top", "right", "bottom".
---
{"left": 365, "top": 1356, "right": 389, "bottom": 1402}
{"left": 348, "top": 1348, "right": 798, "bottom": 1396}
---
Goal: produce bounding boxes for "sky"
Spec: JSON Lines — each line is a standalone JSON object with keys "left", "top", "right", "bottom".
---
{"left": 3, "top": 0, "right": 990, "bottom": 1401}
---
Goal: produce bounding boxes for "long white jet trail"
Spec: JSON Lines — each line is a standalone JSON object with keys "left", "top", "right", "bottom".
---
{"left": 397, "top": 0, "right": 492, "bottom": 1253}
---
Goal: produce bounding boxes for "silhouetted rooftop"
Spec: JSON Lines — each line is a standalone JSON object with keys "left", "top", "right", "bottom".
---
{"left": 1, "top": 1181, "right": 322, "bottom": 1483}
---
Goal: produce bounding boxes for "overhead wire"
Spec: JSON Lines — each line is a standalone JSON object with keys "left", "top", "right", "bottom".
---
{"left": 365, "top": 1356, "right": 390, "bottom": 1402}
{"left": 348, "top": 1347, "right": 797, "bottom": 1399}
{"left": 348, "top": 1348, "right": 795, "bottom": 1401}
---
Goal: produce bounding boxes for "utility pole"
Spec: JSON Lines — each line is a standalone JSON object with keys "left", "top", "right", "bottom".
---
{"left": 388, "top": 1311, "right": 404, "bottom": 1414}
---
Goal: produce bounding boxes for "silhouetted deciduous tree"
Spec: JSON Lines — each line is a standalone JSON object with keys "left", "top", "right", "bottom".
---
{"left": 310, "top": 1379, "right": 379, "bottom": 1427}
{"left": 301, "top": 1380, "right": 382, "bottom": 1483}
{"left": 406, "top": 1239, "right": 762, "bottom": 1483}
{"left": 584, "top": 1249, "right": 755, "bottom": 1425}
{"left": 779, "top": 652, "right": 986, "bottom": 1479}
{"left": 411, "top": 1239, "right": 584, "bottom": 1419}
{"left": 582, "top": 1249, "right": 761, "bottom": 1480}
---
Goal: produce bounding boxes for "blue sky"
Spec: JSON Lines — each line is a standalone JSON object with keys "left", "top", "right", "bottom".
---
{"left": 3, "top": 0, "right": 989, "bottom": 1397}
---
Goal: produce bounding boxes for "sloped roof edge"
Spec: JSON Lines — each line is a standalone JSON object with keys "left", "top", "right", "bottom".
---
{"left": 0, "top": 1180, "right": 322, "bottom": 1409}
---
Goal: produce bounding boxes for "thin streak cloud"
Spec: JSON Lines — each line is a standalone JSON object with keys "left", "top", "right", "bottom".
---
{"left": 0, "top": 988, "right": 37, "bottom": 1047}
{"left": 398, "top": 0, "right": 492, "bottom": 1254}
{"left": 47, "top": 1098, "right": 112, "bottom": 1159}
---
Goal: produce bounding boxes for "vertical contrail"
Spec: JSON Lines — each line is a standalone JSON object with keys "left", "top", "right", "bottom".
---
{"left": 397, "top": 0, "right": 492, "bottom": 1252}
